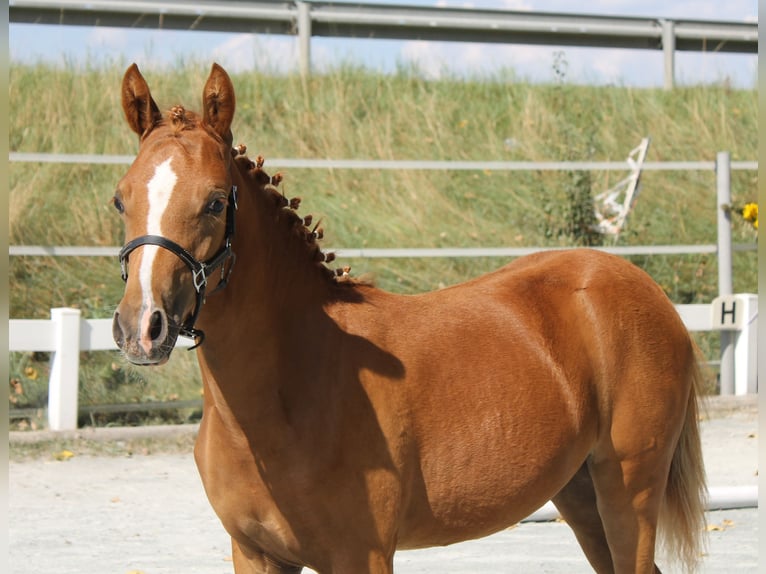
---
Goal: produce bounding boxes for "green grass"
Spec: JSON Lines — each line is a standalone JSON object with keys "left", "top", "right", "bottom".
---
{"left": 8, "top": 61, "right": 757, "bottom": 426}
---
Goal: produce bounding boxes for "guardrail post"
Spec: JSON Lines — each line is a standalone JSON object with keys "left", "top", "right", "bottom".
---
{"left": 660, "top": 19, "right": 675, "bottom": 90}
{"left": 716, "top": 151, "right": 734, "bottom": 395}
{"left": 48, "top": 307, "right": 81, "bottom": 430}
{"left": 297, "top": 1, "right": 312, "bottom": 78}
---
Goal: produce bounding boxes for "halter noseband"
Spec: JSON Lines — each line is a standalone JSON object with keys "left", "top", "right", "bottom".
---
{"left": 118, "top": 186, "right": 238, "bottom": 349}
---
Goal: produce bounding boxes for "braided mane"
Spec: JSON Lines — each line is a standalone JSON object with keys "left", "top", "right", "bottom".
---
{"left": 231, "top": 145, "right": 360, "bottom": 286}
{"left": 165, "top": 105, "right": 199, "bottom": 133}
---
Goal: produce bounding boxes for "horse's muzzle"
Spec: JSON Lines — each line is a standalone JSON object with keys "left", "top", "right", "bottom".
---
{"left": 112, "top": 306, "right": 178, "bottom": 365}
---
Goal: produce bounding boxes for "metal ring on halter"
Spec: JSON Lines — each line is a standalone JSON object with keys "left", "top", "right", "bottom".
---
{"left": 117, "top": 186, "right": 238, "bottom": 349}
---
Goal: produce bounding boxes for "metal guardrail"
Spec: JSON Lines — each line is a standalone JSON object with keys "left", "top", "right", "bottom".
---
{"left": 9, "top": 0, "right": 758, "bottom": 88}
{"left": 10, "top": 0, "right": 757, "bottom": 50}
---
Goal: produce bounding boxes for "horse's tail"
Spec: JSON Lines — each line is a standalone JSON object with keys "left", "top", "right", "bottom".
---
{"left": 658, "top": 351, "right": 708, "bottom": 572}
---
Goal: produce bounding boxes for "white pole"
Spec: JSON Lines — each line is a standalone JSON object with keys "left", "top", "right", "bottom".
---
{"left": 716, "top": 151, "right": 734, "bottom": 395}
{"left": 48, "top": 307, "right": 81, "bottom": 430}
{"left": 660, "top": 19, "right": 675, "bottom": 90}
{"left": 297, "top": 1, "right": 311, "bottom": 79}
{"left": 733, "top": 294, "right": 758, "bottom": 395}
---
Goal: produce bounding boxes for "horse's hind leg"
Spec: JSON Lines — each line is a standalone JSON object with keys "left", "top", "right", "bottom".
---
{"left": 554, "top": 462, "right": 664, "bottom": 574}
{"left": 588, "top": 442, "right": 672, "bottom": 574}
{"left": 553, "top": 462, "right": 613, "bottom": 573}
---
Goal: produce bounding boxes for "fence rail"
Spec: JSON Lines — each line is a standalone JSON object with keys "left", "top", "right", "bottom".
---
{"left": 9, "top": 400, "right": 204, "bottom": 422}
{"left": 9, "top": 298, "right": 757, "bottom": 430}
{"left": 8, "top": 151, "right": 758, "bottom": 429}
{"left": 8, "top": 151, "right": 759, "bottom": 260}
{"left": 9, "top": 0, "right": 758, "bottom": 88}
{"left": 7, "top": 243, "right": 758, "bottom": 259}
{"left": 7, "top": 152, "right": 760, "bottom": 171}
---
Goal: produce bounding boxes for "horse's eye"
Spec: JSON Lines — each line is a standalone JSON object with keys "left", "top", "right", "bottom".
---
{"left": 112, "top": 196, "right": 125, "bottom": 214}
{"left": 206, "top": 198, "right": 226, "bottom": 215}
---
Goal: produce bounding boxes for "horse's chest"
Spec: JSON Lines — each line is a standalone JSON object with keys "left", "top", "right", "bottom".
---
{"left": 194, "top": 414, "right": 301, "bottom": 559}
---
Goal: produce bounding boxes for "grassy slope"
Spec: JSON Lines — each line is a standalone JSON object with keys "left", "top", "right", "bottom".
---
{"left": 8, "top": 62, "right": 757, "bottom": 420}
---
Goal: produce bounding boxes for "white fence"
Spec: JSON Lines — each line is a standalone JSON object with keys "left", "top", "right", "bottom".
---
{"left": 8, "top": 296, "right": 758, "bottom": 430}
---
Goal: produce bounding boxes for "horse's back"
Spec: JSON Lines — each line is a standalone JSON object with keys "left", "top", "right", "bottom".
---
{"left": 383, "top": 248, "right": 691, "bottom": 389}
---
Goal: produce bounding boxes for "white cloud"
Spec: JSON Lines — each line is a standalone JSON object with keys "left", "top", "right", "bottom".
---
{"left": 87, "top": 27, "right": 129, "bottom": 51}
{"left": 500, "top": 0, "right": 534, "bottom": 10}
{"left": 204, "top": 33, "right": 341, "bottom": 74}
{"left": 398, "top": 38, "right": 677, "bottom": 86}
{"left": 432, "top": 0, "right": 533, "bottom": 8}
{"left": 208, "top": 34, "right": 299, "bottom": 73}
{"left": 400, "top": 40, "right": 444, "bottom": 78}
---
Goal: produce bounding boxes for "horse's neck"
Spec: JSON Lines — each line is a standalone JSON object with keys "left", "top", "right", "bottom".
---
{"left": 194, "top": 165, "right": 335, "bottom": 430}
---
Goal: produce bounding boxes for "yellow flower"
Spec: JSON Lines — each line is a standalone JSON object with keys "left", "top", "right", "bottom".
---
{"left": 24, "top": 366, "right": 38, "bottom": 380}
{"left": 742, "top": 202, "right": 758, "bottom": 222}
{"left": 54, "top": 450, "right": 75, "bottom": 461}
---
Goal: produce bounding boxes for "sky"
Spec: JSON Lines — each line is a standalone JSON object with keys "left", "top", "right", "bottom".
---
{"left": 9, "top": 0, "right": 759, "bottom": 88}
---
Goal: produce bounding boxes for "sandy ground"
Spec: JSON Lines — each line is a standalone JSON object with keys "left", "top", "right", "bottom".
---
{"left": 9, "top": 397, "right": 758, "bottom": 573}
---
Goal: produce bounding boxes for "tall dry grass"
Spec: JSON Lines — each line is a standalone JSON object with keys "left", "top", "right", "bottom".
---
{"left": 9, "top": 61, "right": 757, "bottom": 421}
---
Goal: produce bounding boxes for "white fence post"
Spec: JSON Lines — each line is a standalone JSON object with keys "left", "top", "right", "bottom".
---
{"left": 716, "top": 151, "right": 735, "bottom": 395}
{"left": 48, "top": 307, "right": 81, "bottom": 431}
{"left": 733, "top": 294, "right": 758, "bottom": 395}
{"left": 710, "top": 294, "right": 758, "bottom": 395}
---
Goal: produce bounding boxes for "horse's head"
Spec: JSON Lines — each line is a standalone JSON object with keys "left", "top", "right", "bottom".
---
{"left": 112, "top": 63, "right": 238, "bottom": 365}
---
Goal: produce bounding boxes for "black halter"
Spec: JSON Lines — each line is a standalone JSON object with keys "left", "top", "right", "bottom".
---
{"left": 118, "top": 186, "right": 238, "bottom": 349}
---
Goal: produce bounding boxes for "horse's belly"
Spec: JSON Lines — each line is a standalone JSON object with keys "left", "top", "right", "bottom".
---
{"left": 396, "top": 383, "right": 595, "bottom": 549}
{"left": 397, "top": 450, "right": 581, "bottom": 549}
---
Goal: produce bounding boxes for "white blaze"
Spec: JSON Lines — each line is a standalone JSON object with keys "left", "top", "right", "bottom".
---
{"left": 139, "top": 157, "right": 178, "bottom": 312}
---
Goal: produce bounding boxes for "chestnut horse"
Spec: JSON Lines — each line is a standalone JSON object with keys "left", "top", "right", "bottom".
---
{"left": 111, "top": 63, "right": 706, "bottom": 573}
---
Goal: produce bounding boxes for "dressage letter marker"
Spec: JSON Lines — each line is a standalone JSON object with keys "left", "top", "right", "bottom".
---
{"left": 711, "top": 295, "right": 743, "bottom": 330}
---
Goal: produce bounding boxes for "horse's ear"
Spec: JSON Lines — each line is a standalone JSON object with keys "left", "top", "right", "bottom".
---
{"left": 121, "top": 63, "right": 162, "bottom": 138}
{"left": 201, "top": 63, "right": 235, "bottom": 145}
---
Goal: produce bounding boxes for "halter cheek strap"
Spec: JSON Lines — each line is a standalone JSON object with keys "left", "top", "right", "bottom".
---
{"left": 118, "top": 186, "right": 238, "bottom": 349}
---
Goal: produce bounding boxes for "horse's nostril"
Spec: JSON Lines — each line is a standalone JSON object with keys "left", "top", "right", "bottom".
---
{"left": 149, "top": 310, "right": 165, "bottom": 342}
{"left": 112, "top": 312, "right": 125, "bottom": 347}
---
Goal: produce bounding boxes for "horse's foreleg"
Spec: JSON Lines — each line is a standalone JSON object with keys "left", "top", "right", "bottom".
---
{"left": 231, "top": 539, "right": 303, "bottom": 574}
{"left": 326, "top": 549, "right": 394, "bottom": 574}
{"left": 230, "top": 538, "right": 392, "bottom": 574}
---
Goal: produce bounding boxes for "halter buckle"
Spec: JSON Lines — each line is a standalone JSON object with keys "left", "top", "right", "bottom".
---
{"left": 192, "top": 264, "right": 208, "bottom": 292}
